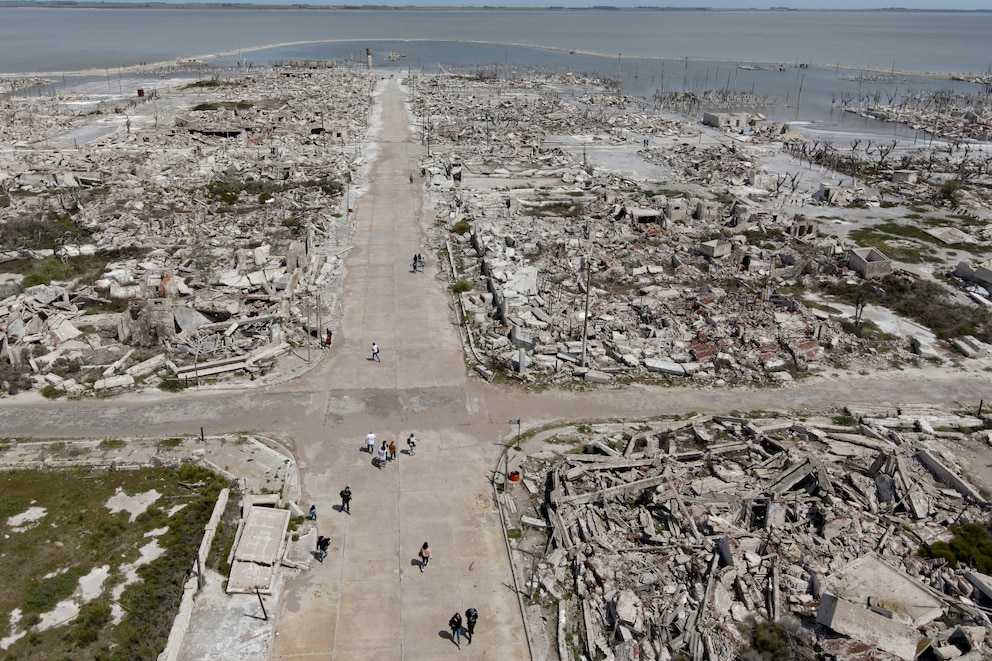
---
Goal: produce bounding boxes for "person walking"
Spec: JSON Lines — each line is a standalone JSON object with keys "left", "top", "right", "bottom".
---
{"left": 388, "top": 440, "right": 397, "bottom": 461}
{"left": 412, "top": 254, "right": 419, "bottom": 273}
{"left": 316, "top": 535, "right": 330, "bottom": 562}
{"left": 448, "top": 611, "right": 463, "bottom": 649}
{"left": 465, "top": 607, "right": 478, "bottom": 644}
{"left": 365, "top": 431, "right": 376, "bottom": 454}
{"left": 418, "top": 541, "right": 431, "bottom": 572}
{"left": 339, "top": 486, "right": 352, "bottom": 514}
{"left": 371, "top": 342, "right": 380, "bottom": 362}
{"left": 377, "top": 442, "right": 388, "bottom": 469}
{"left": 308, "top": 504, "right": 317, "bottom": 521}
{"left": 406, "top": 433, "right": 417, "bottom": 456}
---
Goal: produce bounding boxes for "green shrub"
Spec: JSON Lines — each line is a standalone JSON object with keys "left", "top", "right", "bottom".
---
{"left": 23, "top": 566, "right": 89, "bottom": 613}
{"left": 452, "top": 219, "right": 471, "bottom": 235}
{"left": 70, "top": 602, "right": 111, "bottom": 647}
{"left": 451, "top": 279, "right": 472, "bottom": 293}
{"left": 920, "top": 522, "right": 992, "bottom": 572}
{"left": 40, "top": 384, "right": 63, "bottom": 399}
{"left": 743, "top": 620, "right": 794, "bottom": 660}
{"left": 157, "top": 379, "right": 187, "bottom": 393}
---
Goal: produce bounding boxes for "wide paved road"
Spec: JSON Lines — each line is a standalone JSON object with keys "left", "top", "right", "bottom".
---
{"left": 1, "top": 76, "right": 990, "bottom": 661}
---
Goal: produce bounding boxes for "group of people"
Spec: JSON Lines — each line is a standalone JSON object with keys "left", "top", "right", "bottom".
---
{"left": 306, "top": 437, "right": 481, "bottom": 650}
{"left": 411, "top": 253, "right": 425, "bottom": 273}
{"left": 365, "top": 430, "right": 417, "bottom": 467}
{"left": 448, "top": 608, "right": 479, "bottom": 649}
{"left": 315, "top": 535, "right": 330, "bottom": 562}
{"left": 375, "top": 440, "right": 396, "bottom": 468}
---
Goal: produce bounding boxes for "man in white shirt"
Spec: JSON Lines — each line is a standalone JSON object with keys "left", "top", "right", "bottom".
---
{"left": 365, "top": 431, "right": 376, "bottom": 454}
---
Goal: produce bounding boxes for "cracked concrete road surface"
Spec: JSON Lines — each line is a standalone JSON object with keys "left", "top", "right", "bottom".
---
{"left": 1, "top": 77, "right": 990, "bottom": 660}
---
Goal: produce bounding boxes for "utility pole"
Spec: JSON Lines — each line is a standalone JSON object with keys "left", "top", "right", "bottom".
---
{"left": 580, "top": 255, "right": 591, "bottom": 367}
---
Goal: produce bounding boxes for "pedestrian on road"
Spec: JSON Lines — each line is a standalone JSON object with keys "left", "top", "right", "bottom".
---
{"left": 377, "top": 442, "right": 388, "bottom": 469}
{"left": 340, "top": 486, "right": 352, "bottom": 514}
{"left": 448, "top": 612, "right": 462, "bottom": 649}
{"left": 316, "top": 535, "right": 330, "bottom": 562}
{"left": 308, "top": 504, "right": 317, "bottom": 520}
{"left": 412, "top": 254, "right": 419, "bottom": 273}
{"left": 416, "top": 253, "right": 424, "bottom": 270}
{"left": 388, "top": 440, "right": 397, "bottom": 461}
{"left": 418, "top": 541, "right": 431, "bottom": 571}
{"left": 407, "top": 433, "right": 417, "bottom": 456}
{"left": 371, "top": 342, "right": 380, "bottom": 362}
{"left": 365, "top": 431, "right": 376, "bottom": 454}
{"left": 465, "top": 608, "right": 478, "bottom": 644}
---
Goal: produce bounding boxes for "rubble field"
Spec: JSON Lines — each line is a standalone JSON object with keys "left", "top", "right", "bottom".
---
{"left": 501, "top": 406, "right": 992, "bottom": 661}
{"left": 1, "top": 63, "right": 372, "bottom": 397}
{"left": 3, "top": 65, "right": 992, "bottom": 397}
{"left": 412, "top": 73, "right": 992, "bottom": 386}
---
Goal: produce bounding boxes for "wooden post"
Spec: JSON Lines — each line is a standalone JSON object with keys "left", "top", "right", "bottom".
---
{"left": 256, "top": 587, "right": 268, "bottom": 621}
{"left": 200, "top": 427, "right": 205, "bottom": 443}
{"left": 979, "top": 399, "right": 984, "bottom": 416}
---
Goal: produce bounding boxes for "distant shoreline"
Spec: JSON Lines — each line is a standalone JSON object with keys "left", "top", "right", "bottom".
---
{"left": 1, "top": 39, "right": 981, "bottom": 80}
{"left": 0, "top": 3, "right": 990, "bottom": 12}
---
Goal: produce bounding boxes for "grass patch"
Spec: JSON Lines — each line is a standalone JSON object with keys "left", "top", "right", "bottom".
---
{"left": 184, "top": 78, "right": 239, "bottom": 89}
{"left": 191, "top": 100, "right": 253, "bottom": 112}
{"left": 822, "top": 275, "right": 992, "bottom": 343}
{"left": 5, "top": 247, "right": 148, "bottom": 288}
{"left": 0, "top": 464, "right": 234, "bottom": 661}
{"left": 199, "top": 176, "right": 342, "bottom": 208}
{"left": 0, "top": 213, "right": 92, "bottom": 252}
{"left": 848, "top": 225, "right": 938, "bottom": 264}
{"left": 521, "top": 201, "right": 584, "bottom": 218}
{"left": 451, "top": 279, "right": 472, "bottom": 293}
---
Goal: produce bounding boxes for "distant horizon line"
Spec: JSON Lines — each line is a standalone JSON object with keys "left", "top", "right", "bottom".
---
{"left": 0, "top": 2, "right": 990, "bottom": 11}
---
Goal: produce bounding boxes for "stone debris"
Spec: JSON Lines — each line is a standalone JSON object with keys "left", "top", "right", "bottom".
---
{"left": 411, "top": 73, "right": 964, "bottom": 387}
{"left": 1, "top": 64, "right": 372, "bottom": 396}
{"left": 505, "top": 408, "right": 992, "bottom": 661}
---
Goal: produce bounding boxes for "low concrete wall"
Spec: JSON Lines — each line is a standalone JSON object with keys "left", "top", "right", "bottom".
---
{"left": 157, "top": 487, "right": 230, "bottom": 661}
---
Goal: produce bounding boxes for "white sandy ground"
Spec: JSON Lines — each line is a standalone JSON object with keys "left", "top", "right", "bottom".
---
{"left": 5, "top": 506, "right": 46, "bottom": 532}
{"left": 104, "top": 487, "right": 161, "bottom": 522}
{"left": 0, "top": 610, "right": 24, "bottom": 650}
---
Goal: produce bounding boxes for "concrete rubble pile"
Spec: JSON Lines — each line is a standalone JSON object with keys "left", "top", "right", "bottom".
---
{"left": 414, "top": 75, "right": 904, "bottom": 385}
{"left": 0, "top": 66, "right": 372, "bottom": 395}
{"left": 509, "top": 409, "right": 992, "bottom": 660}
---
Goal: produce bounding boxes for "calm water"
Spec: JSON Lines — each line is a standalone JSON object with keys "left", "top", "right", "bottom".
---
{"left": 2, "top": 8, "right": 990, "bottom": 75}
{"left": 2, "top": 8, "right": 990, "bottom": 135}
